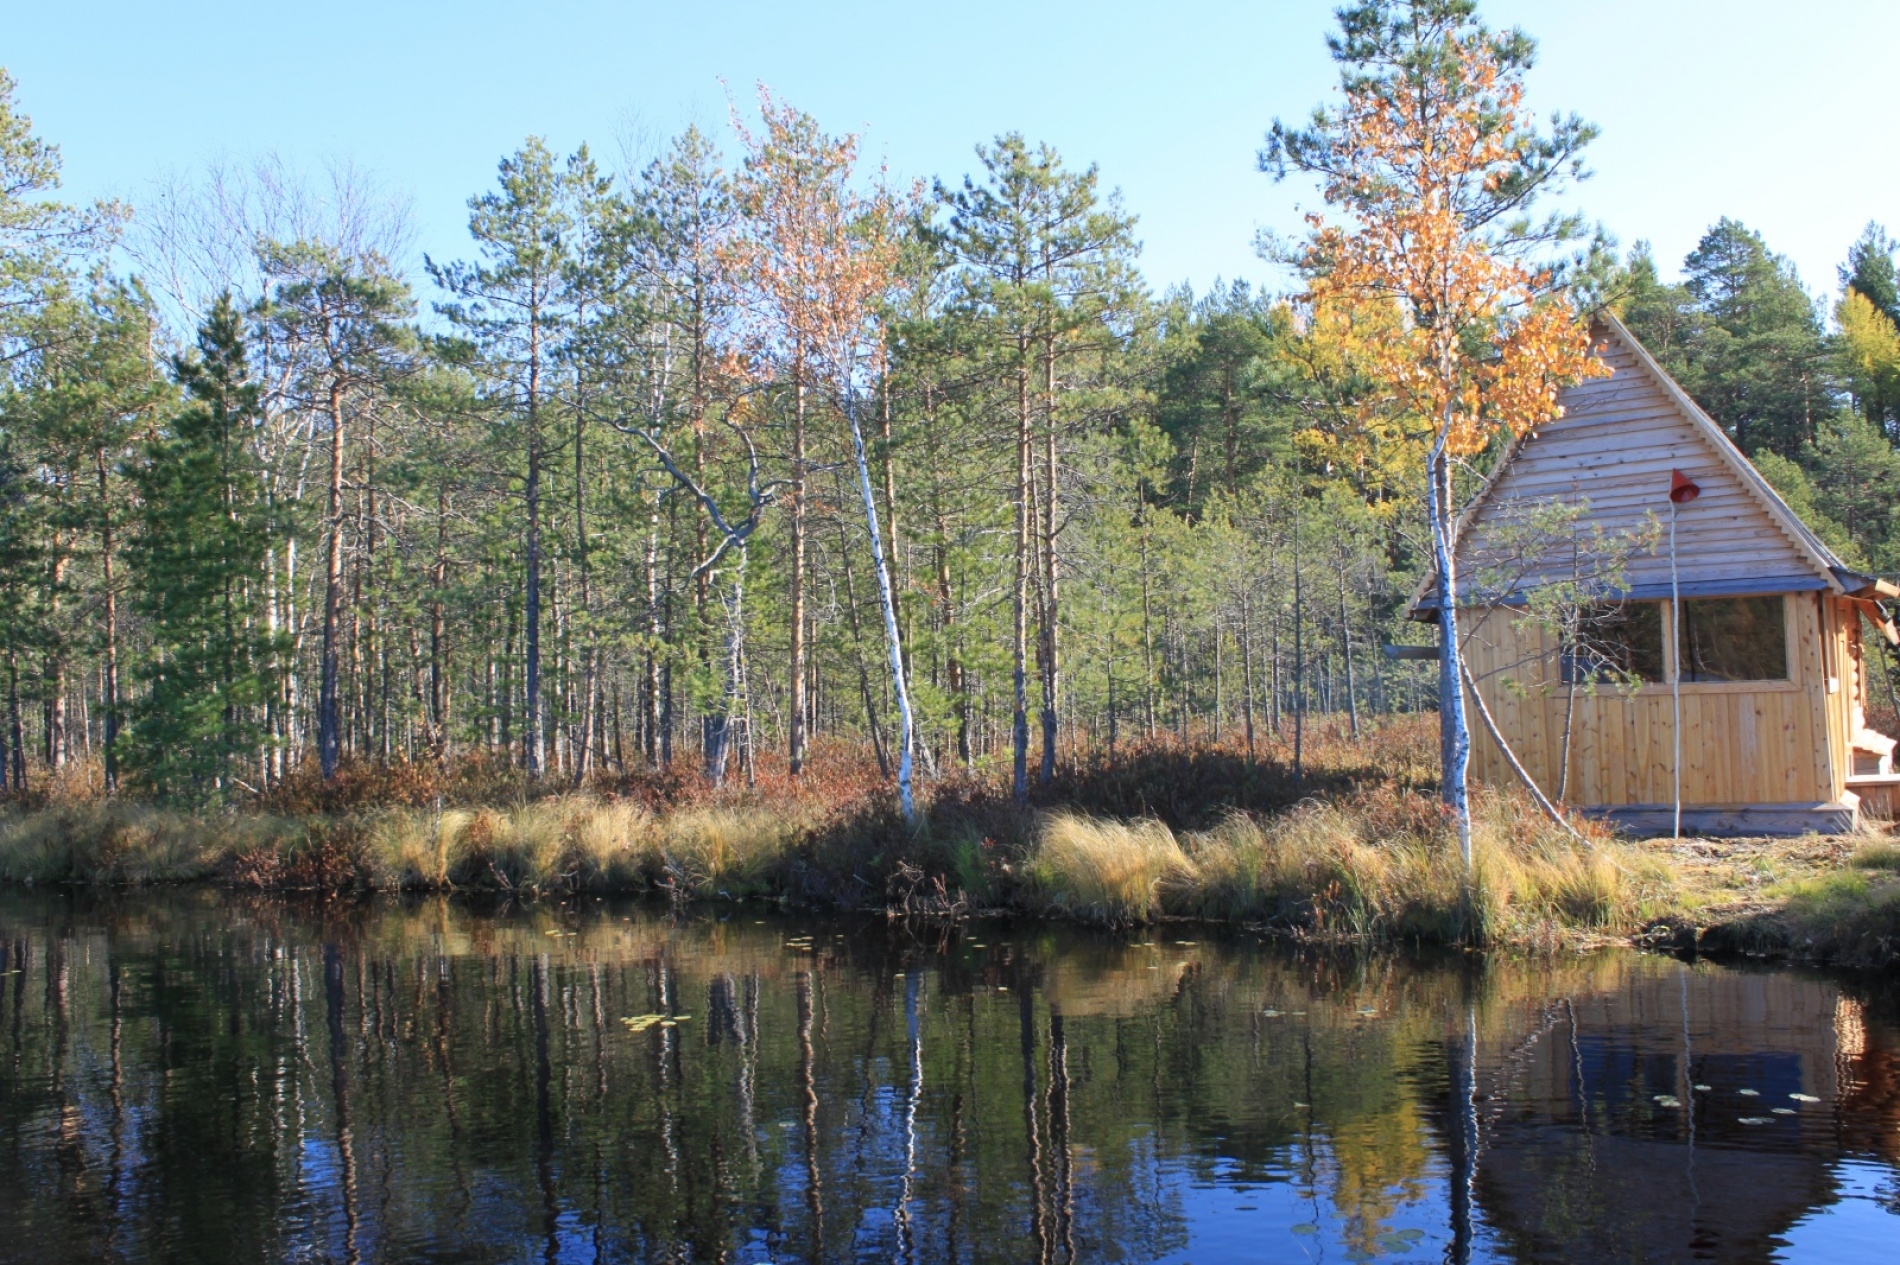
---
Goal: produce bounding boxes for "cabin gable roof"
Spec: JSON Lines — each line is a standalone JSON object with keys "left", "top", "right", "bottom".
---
{"left": 1410, "top": 312, "right": 1876, "bottom": 618}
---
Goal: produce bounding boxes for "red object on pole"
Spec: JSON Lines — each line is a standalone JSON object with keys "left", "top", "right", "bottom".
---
{"left": 1670, "top": 468, "right": 1701, "bottom": 504}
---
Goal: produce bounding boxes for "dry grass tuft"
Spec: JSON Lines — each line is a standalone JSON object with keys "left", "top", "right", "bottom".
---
{"left": 1026, "top": 813, "right": 1195, "bottom": 925}
{"left": 1023, "top": 786, "right": 1676, "bottom": 944}
{"left": 658, "top": 807, "right": 804, "bottom": 897}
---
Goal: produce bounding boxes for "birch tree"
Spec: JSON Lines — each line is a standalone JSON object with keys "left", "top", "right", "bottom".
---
{"left": 1265, "top": 0, "right": 1605, "bottom": 861}
{"left": 730, "top": 91, "right": 916, "bottom": 815}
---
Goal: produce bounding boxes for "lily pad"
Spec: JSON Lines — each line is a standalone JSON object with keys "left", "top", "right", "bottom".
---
{"left": 1738, "top": 1116, "right": 1773, "bottom": 1125}
{"left": 1771, "top": 1107, "right": 1796, "bottom": 1115}
{"left": 1289, "top": 1223, "right": 1319, "bottom": 1236}
{"left": 1738, "top": 1088, "right": 1760, "bottom": 1097}
{"left": 1789, "top": 1093, "right": 1821, "bottom": 1103}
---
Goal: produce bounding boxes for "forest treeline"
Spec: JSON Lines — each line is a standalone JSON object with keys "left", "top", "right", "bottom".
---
{"left": 3, "top": 32, "right": 1900, "bottom": 806}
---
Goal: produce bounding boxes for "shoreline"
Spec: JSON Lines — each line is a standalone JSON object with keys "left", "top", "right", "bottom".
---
{"left": 0, "top": 872, "right": 1889, "bottom": 973}
{"left": 2, "top": 791, "right": 1893, "bottom": 967}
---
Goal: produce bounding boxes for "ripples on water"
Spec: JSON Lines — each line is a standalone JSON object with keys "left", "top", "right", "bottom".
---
{"left": 0, "top": 891, "right": 1895, "bottom": 1263}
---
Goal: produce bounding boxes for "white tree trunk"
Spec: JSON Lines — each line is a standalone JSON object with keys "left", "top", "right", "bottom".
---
{"left": 1430, "top": 441, "right": 1474, "bottom": 867}
{"left": 846, "top": 390, "right": 915, "bottom": 821}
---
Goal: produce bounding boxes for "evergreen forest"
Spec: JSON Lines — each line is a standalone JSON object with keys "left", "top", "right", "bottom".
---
{"left": 4, "top": 5, "right": 1900, "bottom": 811}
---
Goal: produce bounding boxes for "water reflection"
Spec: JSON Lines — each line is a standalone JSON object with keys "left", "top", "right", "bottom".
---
{"left": 0, "top": 891, "right": 1894, "bottom": 1263}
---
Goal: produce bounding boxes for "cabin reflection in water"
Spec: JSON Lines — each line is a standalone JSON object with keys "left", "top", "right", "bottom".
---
{"left": 0, "top": 894, "right": 1894, "bottom": 1264}
{"left": 1457, "top": 970, "right": 1898, "bottom": 1261}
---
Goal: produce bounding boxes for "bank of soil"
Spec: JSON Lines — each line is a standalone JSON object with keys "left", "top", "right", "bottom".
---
{"left": 1644, "top": 832, "right": 1900, "bottom": 967}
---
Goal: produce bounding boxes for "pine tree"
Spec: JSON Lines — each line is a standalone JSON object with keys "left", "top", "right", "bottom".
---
{"left": 938, "top": 133, "right": 1141, "bottom": 795}
{"left": 1157, "top": 282, "right": 1285, "bottom": 517}
{"left": 259, "top": 238, "right": 414, "bottom": 779}
{"left": 1842, "top": 223, "right": 1900, "bottom": 327}
{"left": 0, "top": 68, "right": 124, "bottom": 346}
{"left": 1835, "top": 225, "right": 1900, "bottom": 441}
{"left": 1676, "top": 219, "right": 1826, "bottom": 457}
{"left": 430, "top": 139, "right": 579, "bottom": 780}
{"left": 124, "top": 295, "right": 283, "bottom": 802}
{"left": 2, "top": 281, "right": 169, "bottom": 790}
{"left": 0, "top": 429, "right": 42, "bottom": 793}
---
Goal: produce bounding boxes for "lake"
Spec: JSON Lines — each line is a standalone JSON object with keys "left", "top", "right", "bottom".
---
{"left": 0, "top": 891, "right": 1894, "bottom": 1264}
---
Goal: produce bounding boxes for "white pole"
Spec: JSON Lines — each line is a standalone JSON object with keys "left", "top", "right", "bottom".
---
{"left": 1670, "top": 500, "right": 1683, "bottom": 840}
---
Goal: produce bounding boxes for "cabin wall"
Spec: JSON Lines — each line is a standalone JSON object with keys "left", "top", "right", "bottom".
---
{"left": 1461, "top": 595, "right": 1840, "bottom": 808}
{"left": 1822, "top": 595, "right": 1852, "bottom": 803}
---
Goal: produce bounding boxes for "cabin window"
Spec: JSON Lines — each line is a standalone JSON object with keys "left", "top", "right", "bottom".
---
{"left": 1560, "top": 601, "right": 1665, "bottom": 684}
{"left": 1677, "top": 595, "right": 1787, "bottom": 682}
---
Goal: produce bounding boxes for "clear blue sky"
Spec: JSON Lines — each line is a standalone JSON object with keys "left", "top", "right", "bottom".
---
{"left": 10, "top": 0, "right": 1898, "bottom": 302}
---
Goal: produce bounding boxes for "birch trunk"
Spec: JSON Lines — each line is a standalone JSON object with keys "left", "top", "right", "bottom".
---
{"left": 847, "top": 389, "right": 915, "bottom": 819}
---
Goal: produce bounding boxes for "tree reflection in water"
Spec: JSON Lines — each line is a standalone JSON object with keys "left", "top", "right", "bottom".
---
{"left": 0, "top": 892, "right": 1894, "bottom": 1264}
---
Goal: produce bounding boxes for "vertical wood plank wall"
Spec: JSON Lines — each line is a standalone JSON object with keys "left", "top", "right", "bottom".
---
{"left": 1820, "top": 595, "right": 1852, "bottom": 802}
{"left": 1461, "top": 594, "right": 1851, "bottom": 807}
{"left": 1455, "top": 334, "right": 1824, "bottom": 597}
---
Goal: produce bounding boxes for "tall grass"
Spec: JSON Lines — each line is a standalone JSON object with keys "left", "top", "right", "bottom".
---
{"left": 1027, "top": 814, "right": 1193, "bottom": 924}
{"left": 0, "top": 795, "right": 808, "bottom": 897}
{"left": 0, "top": 718, "right": 1697, "bottom": 949}
{"left": 0, "top": 802, "right": 309, "bottom": 885}
{"left": 1023, "top": 787, "right": 1676, "bottom": 943}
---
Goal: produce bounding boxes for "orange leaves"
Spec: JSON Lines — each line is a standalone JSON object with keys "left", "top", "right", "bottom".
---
{"left": 726, "top": 86, "right": 909, "bottom": 388}
{"left": 1292, "top": 31, "right": 1604, "bottom": 460}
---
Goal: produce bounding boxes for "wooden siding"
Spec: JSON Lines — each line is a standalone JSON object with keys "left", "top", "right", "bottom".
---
{"left": 1461, "top": 595, "right": 1851, "bottom": 809}
{"left": 1451, "top": 330, "right": 1827, "bottom": 603}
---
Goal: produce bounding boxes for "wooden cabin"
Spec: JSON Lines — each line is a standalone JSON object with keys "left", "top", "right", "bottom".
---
{"left": 1412, "top": 313, "right": 1900, "bottom": 836}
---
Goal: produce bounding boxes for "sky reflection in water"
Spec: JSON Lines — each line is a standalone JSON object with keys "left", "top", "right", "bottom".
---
{"left": 0, "top": 890, "right": 1894, "bottom": 1263}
